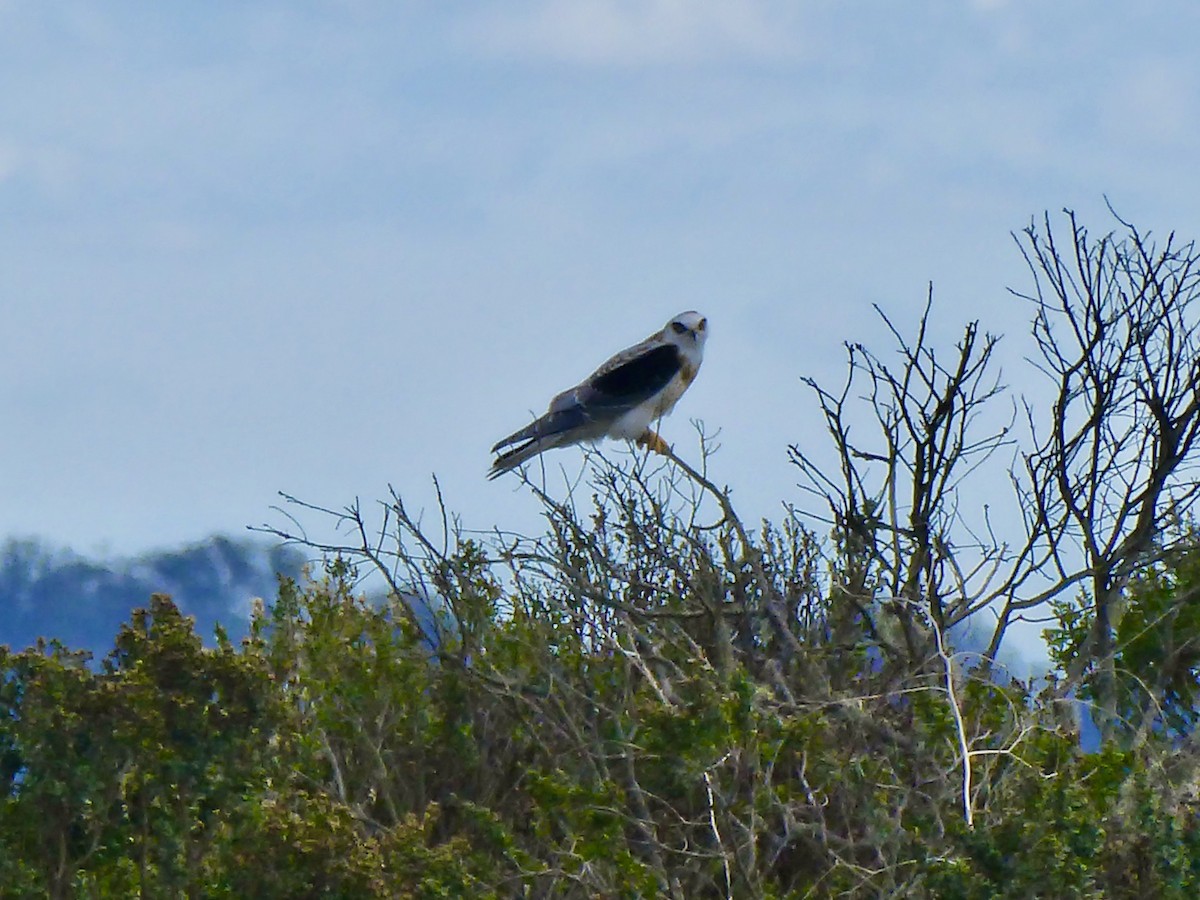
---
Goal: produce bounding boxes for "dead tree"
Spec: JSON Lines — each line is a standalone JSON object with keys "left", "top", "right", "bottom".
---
{"left": 1000, "top": 208, "right": 1200, "bottom": 737}
{"left": 790, "top": 208, "right": 1200, "bottom": 741}
{"left": 789, "top": 290, "right": 1013, "bottom": 677}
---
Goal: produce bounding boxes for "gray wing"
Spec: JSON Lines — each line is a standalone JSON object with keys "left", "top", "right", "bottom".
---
{"left": 488, "top": 343, "right": 682, "bottom": 478}
{"left": 574, "top": 342, "right": 682, "bottom": 414}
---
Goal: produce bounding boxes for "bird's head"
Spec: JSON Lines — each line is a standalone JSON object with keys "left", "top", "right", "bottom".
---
{"left": 664, "top": 311, "right": 708, "bottom": 353}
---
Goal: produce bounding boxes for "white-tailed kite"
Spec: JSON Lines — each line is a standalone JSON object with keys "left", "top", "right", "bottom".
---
{"left": 489, "top": 311, "right": 708, "bottom": 479}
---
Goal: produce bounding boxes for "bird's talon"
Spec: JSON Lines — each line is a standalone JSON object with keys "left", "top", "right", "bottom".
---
{"left": 637, "top": 430, "right": 671, "bottom": 456}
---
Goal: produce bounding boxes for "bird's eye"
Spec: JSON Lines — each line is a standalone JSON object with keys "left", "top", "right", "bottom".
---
{"left": 671, "top": 321, "right": 688, "bottom": 335}
{"left": 698, "top": 318, "right": 707, "bottom": 331}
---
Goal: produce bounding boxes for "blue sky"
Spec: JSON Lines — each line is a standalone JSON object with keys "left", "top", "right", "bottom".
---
{"left": 3, "top": 0, "right": 1200, "bottom": 575}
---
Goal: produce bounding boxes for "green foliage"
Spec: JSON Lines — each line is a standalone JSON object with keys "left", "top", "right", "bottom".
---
{"left": 1046, "top": 529, "right": 1200, "bottom": 744}
{"left": 5, "top": 481, "right": 1200, "bottom": 896}
{"left": 0, "top": 523, "right": 1195, "bottom": 898}
{"left": 924, "top": 739, "right": 1200, "bottom": 900}
{"left": 0, "top": 588, "right": 504, "bottom": 898}
{"left": 11, "top": 439, "right": 1200, "bottom": 897}
{"left": 1111, "top": 539, "right": 1200, "bottom": 739}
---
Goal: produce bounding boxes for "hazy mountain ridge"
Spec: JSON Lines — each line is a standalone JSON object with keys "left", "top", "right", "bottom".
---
{"left": 0, "top": 535, "right": 306, "bottom": 656}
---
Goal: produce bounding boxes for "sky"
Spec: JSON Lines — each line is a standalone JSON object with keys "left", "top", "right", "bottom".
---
{"left": 3, "top": 0, "right": 1200, "bottom": 592}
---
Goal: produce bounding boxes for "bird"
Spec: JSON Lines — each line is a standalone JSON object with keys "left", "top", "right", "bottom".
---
{"left": 489, "top": 311, "right": 709, "bottom": 480}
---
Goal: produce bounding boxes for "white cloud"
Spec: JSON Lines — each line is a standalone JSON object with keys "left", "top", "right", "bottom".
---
{"left": 465, "top": 0, "right": 807, "bottom": 66}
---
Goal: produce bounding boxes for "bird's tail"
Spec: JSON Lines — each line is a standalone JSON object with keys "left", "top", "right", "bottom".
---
{"left": 488, "top": 437, "right": 556, "bottom": 480}
{"left": 488, "top": 407, "right": 585, "bottom": 480}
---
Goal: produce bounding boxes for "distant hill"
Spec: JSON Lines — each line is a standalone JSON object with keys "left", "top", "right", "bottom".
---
{"left": 0, "top": 535, "right": 307, "bottom": 656}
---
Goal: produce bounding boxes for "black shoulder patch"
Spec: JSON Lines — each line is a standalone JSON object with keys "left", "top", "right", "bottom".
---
{"left": 591, "top": 344, "right": 681, "bottom": 401}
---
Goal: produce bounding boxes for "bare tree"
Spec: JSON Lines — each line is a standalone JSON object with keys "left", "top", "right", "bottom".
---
{"left": 789, "top": 290, "right": 1014, "bottom": 680}
{"left": 1003, "top": 208, "right": 1200, "bottom": 737}
{"left": 790, "top": 207, "right": 1200, "bottom": 739}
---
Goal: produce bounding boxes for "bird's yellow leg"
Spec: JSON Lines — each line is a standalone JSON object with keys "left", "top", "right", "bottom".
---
{"left": 636, "top": 429, "right": 671, "bottom": 456}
